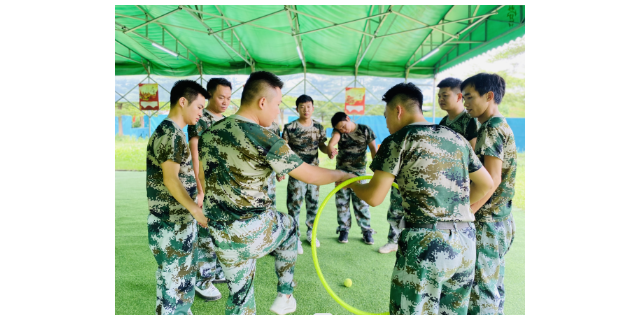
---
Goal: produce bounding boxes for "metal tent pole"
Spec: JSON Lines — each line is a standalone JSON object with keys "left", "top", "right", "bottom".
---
{"left": 432, "top": 70, "right": 437, "bottom": 123}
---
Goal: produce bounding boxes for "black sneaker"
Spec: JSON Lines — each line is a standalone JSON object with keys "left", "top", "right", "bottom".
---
{"left": 363, "top": 230, "right": 374, "bottom": 245}
{"left": 338, "top": 230, "right": 349, "bottom": 243}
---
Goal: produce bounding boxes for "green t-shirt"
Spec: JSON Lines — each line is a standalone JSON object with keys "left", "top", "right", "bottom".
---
{"left": 146, "top": 119, "right": 197, "bottom": 223}
{"left": 199, "top": 115, "right": 304, "bottom": 222}
{"left": 187, "top": 109, "right": 224, "bottom": 140}
{"left": 336, "top": 123, "right": 376, "bottom": 172}
{"left": 370, "top": 123, "right": 483, "bottom": 223}
{"left": 282, "top": 119, "right": 327, "bottom": 166}
{"left": 438, "top": 111, "right": 479, "bottom": 142}
{"left": 475, "top": 116, "right": 518, "bottom": 222}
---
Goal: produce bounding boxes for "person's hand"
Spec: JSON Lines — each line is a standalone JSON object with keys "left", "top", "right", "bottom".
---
{"left": 335, "top": 172, "right": 357, "bottom": 189}
{"left": 277, "top": 175, "right": 285, "bottom": 182}
{"left": 192, "top": 207, "right": 208, "bottom": 228}
{"left": 197, "top": 192, "right": 204, "bottom": 208}
{"left": 328, "top": 147, "right": 337, "bottom": 159}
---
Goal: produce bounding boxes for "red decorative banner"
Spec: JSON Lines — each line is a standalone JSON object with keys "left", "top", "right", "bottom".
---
{"left": 345, "top": 87, "right": 365, "bottom": 115}
{"left": 139, "top": 83, "right": 159, "bottom": 111}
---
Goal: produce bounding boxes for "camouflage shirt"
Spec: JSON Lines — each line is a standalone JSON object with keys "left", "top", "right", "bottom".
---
{"left": 187, "top": 109, "right": 224, "bottom": 140}
{"left": 266, "top": 121, "right": 281, "bottom": 137}
{"left": 199, "top": 115, "right": 304, "bottom": 222}
{"left": 474, "top": 116, "right": 517, "bottom": 222}
{"left": 146, "top": 119, "right": 197, "bottom": 223}
{"left": 370, "top": 123, "right": 483, "bottom": 223}
{"left": 438, "top": 111, "right": 479, "bottom": 142}
{"left": 282, "top": 119, "right": 327, "bottom": 166}
{"left": 336, "top": 124, "right": 376, "bottom": 172}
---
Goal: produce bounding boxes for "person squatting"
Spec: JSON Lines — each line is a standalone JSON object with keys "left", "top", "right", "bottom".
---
{"left": 145, "top": 71, "right": 517, "bottom": 315}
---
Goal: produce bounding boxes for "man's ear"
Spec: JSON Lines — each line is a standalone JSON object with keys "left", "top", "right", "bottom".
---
{"left": 457, "top": 92, "right": 463, "bottom": 102}
{"left": 179, "top": 97, "right": 187, "bottom": 108}
{"left": 258, "top": 96, "right": 267, "bottom": 110}
{"left": 395, "top": 104, "right": 402, "bottom": 120}
{"left": 486, "top": 91, "right": 494, "bottom": 102}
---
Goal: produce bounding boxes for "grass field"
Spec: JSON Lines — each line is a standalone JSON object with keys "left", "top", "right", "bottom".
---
{"left": 116, "top": 171, "right": 525, "bottom": 314}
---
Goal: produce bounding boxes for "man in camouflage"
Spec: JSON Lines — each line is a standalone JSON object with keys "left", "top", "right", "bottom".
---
{"left": 146, "top": 80, "right": 210, "bottom": 315}
{"left": 197, "top": 71, "right": 353, "bottom": 315}
{"left": 437, "top": 77, "right": 480, "bottom": 149}
{"left": 327, "top": 112, "right": 377, "bottom": 245}
{"left": 462, "top": 73, "right": 517, "bottom": 315}
{"left": 281, "top": 94, "right": 330, "bottom": 253}
{"left": 342, "top": 82, "right": 494, "bottom": 315}
{"left": 187, "top": 78, "right": 233, "bottom": 301}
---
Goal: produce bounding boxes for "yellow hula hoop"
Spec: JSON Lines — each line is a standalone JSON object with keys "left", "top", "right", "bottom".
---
{"left": 310, "top": 175, "right": 399, "bottom": 315}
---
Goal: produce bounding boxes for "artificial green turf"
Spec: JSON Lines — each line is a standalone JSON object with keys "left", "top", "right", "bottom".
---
{"left": 115, "top": 172, "right": 524, "bottom": 315}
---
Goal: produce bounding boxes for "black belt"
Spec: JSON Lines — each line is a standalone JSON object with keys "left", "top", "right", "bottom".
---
{"left": 405, "top": 221, "right": 472, "bottom": 230}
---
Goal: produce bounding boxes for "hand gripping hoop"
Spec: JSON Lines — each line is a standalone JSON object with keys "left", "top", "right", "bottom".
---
{"left": 310, "top": 175, "right": 399, "bottom": 315}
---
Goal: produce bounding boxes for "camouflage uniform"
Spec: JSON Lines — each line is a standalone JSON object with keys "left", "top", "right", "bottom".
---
{"left": 146, "top": 119, "right": 198, "bottom": 315}
{"left": 266, "top": 122, "right": 281, "bottom": 206}
{"left": 282, "top": 120, "right": 327, "bottom": 238}
{"left": 438, "top": 111, "right": 479, "bottom": 141}
{"left": 335, "top": 124, "right": 376, "bottom": 233}
{"left": 468, "top": 116, "right": 517, "bottom": 315}
{"left": 187, "top": 109, "right": 226, "bottom": 293}
{"left": 386, "top": 187, "right": 403, "bottom": 244}
{"left": 199, "top": 114, "right": 303, "bottom": 315}
{"left": 370, "top": 123, "right": 483, "bottom": 315}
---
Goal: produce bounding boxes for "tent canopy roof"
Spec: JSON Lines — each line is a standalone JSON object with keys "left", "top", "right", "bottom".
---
{"left": 115, "top": 5, "right": 525, "bottom": 78}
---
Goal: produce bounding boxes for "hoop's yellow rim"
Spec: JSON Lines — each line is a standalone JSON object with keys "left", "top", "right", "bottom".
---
{"left": 310, "top": 175, "right": 398, "bottom": 315}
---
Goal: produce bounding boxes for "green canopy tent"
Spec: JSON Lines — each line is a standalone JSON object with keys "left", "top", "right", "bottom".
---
{"left": 115, "top": 5, "right": 525, "bottom": 121}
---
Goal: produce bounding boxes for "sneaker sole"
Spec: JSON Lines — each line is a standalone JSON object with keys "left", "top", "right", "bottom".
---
{"left": 270, "top": 306, "right": 296, "bottom": 315}
{"left": 196, "top": 291, "right": 222, "bottom": 302}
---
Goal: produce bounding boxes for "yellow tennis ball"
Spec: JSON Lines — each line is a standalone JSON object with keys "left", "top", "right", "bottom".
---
{"left": 344, "top": 278, "right": 352, "bottom": 287}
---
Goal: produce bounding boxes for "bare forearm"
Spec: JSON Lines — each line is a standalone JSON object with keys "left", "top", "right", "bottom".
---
{"left": 471, "top": 178, "right": 500, "bottom": 212}
{"left": 350, "top": 182, "right": 384, "bottom": 207}
{"left": 319, "top": 142, "right": 330, "bottom": 154}
{"left": 290, "top": 164, "right": 347, "bottom": 185}
{"left": 192, "top": 156, "right": 203, "bottom": 195}
{"left": 163, "top": 176, "right": 203, "bottom": 219}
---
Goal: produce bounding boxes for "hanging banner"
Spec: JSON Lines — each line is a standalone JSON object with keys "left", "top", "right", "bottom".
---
{"left": 139, "top": 83, "right": 159, "bottom": 111}
{"left": 345, "top": 87, "right": 365, "bottom": 115}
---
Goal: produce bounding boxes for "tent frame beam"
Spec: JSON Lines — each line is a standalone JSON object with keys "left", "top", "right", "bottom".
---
{"left": 408, "top": 5, "right": 504, "bottom": 69}
{"left": 285, "top": 7, "right": 374, "bottom": 37}
{"left": 292, "top": 10, "right": 391, "bottom": 37}
{"left": 124, "top": 7, "right": 183, "bottom": 34}
{"left": 184, "top": 8, "right": 254, "bottom": 68}
{"left": 355, "top": 5, "right": 394, "bottom": 73}
{"left": 209, "top": 9, "right": 286, "bottom": 36}
{"left": 181, "top": 6, "right": 290, "bottom": 35}
{"left": 214, "top": 5, "right": 257, "bottom": 72}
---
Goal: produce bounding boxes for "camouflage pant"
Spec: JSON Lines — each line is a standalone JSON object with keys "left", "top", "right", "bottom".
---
{"left": 208, "top": 207, "right": 298, "bottom": 315}
{"left": 390, "top": 223, "right": 476, "bottom": 315}
{"left": 335, "top": 168, "right": 372, "bottom": 233}
{"left": 194, "top": 225, "right": 225, "bottom": 291}
{"left": 147, "top": 214, "right": 197, "bottom": 315}
{"left": 267, "top": 171, "right": 277, "bottom": 206}
{"left": 468, "top": 215, "right": 516, "bottom": 315}
{"left": 386, "top": 187, "right": 404, "bottom": 243}
{"left": 286, "top": 176, "right": 319, "bottom": 237}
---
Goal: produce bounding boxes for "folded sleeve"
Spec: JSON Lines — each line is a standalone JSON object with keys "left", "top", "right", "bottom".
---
{"left": 266, "top": 138, "right": 304, "bottom": 176}
{"left": 369, "top": 136, "right": 400, "bottom": 177}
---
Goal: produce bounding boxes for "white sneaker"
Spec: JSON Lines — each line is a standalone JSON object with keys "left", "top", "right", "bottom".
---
{"left": 307, "top": 231, "right": 320, "bottom": 248}
{"left": 195, "top": 285, "right": 222, "bottom": 301}
{"left": 270, "top": 293, "right": 297, "bottom": 315}
{"left": 297, "top": 239, "right": 304, "bottom": 254}
{"left": 378, "top": 242, "right": 398, "bottom": 254}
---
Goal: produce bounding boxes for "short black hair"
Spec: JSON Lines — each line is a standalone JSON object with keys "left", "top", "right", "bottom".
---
{"left": 437, "top": 77, "right": 462, "bottom": 92}
{"left": 170, "top": 80, "right": 210, "bottom": 108}
{"left": 331, "top": 112, "right": 348, "bottom": 128}
{"left": 240, "top": 71, "right": 284, "bottom": 105}
{"left": 206, "top": 78, "right": 232, "bottom": 95}
{"left": 460, "top": 73, "right": 506, "bottom": 104}
{"left": 296, "top": 94, "right": 314, "bottom": 108}
{"left": 381, "top": 82, "right": 423, "bottom": 112}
